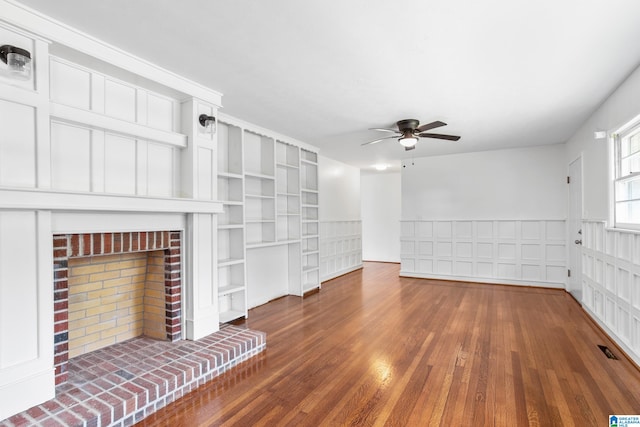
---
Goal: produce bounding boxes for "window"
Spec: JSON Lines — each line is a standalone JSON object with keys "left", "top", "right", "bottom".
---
{"left": 614, "top": 122, "right": 640, "bottom": 229}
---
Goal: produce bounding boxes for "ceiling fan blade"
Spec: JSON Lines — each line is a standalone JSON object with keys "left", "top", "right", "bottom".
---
{"left": 369, "top": 128, "right": 400, "bottom": 134}
{"left": 361, "top": 135, "right": 398, "bottom": 146}
{"left": 417, "top": 133, "right": 461, "bottom": 141}
{"left": 416, "top": 120, "right": 447, "bottom": 133}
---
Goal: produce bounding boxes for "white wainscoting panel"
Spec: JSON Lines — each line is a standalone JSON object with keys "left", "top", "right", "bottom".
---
{"left": 320, "top": 220, "right": 363, "bottom": 282}
{"left": 400, "top": 219, "right": 566, "bottom": 287}
{"left": 50, "top": 121, "right": 179, "bottom": 197}
{"left": 581, "top": 220, "right": 640, "bottom": 365}
{"left": 0, "top": 99, "right": 36, "bottom": 188}
{"left": 50, "top": 57, "right": 178, "bottom": 133}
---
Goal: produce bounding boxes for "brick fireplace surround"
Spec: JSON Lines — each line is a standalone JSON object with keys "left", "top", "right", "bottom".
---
{"left": 53, "top": 231, "right": 183, "bottom": 385}
{"left": 0, "top": 230, "right": 267, "bottom": 427}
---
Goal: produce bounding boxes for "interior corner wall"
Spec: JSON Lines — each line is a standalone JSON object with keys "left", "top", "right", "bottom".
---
{"left": 565, "top": 62, "right": 640, "bottom": 366}
{"left": 318, "top": 155, "right": 363, "bottom": 281}
{"left": 400, "top": 144, "right": 568, "bottom": 288}
{"left": 360, "top": 171, "right": 401, "bottom": 262}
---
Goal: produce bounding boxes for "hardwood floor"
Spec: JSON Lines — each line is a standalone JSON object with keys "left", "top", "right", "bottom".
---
{"left": 137, "top": 262, "right": 640, "bottom": 426}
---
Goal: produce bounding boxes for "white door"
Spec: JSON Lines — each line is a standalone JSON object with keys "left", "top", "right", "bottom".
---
{"left": 568, "top": 157, "right": 583, "bottom": 301}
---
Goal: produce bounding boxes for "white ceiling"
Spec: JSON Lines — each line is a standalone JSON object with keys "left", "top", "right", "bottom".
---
{"left": 14, "top": 0, "right": 640, "bottom": 171}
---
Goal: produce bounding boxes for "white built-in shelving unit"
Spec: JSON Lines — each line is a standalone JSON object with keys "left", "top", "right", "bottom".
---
{"left": 217, "top": 122, "right": 247, "bottom": 323}
{"left": 301, "top": 149, "right": 320, "bottom": 293}
{"left": 216, "top": 117, "right": 319, "bottom": 319}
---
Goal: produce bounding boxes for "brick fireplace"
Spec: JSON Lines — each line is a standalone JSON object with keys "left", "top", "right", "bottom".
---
{"left": 52, "top": 231, "right": 182, "bottom": 385}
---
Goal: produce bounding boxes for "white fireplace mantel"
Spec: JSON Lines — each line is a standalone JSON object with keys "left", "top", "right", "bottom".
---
{"left": 0, "top": 187, "right": 223, "bottom": 214}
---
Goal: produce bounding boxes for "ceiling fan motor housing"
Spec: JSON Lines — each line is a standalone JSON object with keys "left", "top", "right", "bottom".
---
{"left": 397, "top": 119, "right": 420, "bottom": 132}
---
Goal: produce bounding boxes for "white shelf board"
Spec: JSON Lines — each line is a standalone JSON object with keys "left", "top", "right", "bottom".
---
{"left": 218, "top": 257, "right": 245, "bottom": 267}
{"left": 245, "top": 172, "right": 275, "bottom": 180}
{"left": 220, "top": 200, "right": 244, "bottom": 206}
{"left": 303, "top": 250, "right": 320, "bottom": 255}
{"left": 276, "top": 162, "right": 299, "bottom": 170}
{"left": 246, "top": 218, "right": 275, "bottom": 223}
{"left": 302, "top": 234, "right": 319, "bottom": 238}
{"left": 301, "top": 188, "right": 319, "bottom": 193}
{"left": 247, "top": 239, "right": 300, "bottom": 249}
{"left": 218, "top": 224, "right": 244, "bottom": 230}
{"left": 303, "top": 265, "right": 320, "bottom": 272}
{"left": 277, "top": 192, "right": 301, "bottom": 197}
{"left": 301, "top": 159, "right": 318, "bottom": 166}
{"left": 218, "top": 285, "right": 245, "bottom": 296}
{"left": 245, "top": 194, "right": 275, "bottom": 199}
{"left": 218, "top": 172, "right": 244, "bottom": 179}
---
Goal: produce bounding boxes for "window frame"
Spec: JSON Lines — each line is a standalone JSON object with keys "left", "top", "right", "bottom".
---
{"left": 613, "top": 120, "right": 640, "bottom": 231}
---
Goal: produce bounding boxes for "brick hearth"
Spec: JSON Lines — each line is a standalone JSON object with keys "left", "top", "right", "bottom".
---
{"left": 0, "top": 325, "right": 266, "bottom": 427}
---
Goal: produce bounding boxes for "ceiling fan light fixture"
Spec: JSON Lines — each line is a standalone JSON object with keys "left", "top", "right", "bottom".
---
{"left": 398, "top": 135, "right": 419, "bottom": 147}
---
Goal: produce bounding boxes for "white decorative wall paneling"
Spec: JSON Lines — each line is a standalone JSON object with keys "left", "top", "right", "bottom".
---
{"left": 400, "top": 219, "right": 567, "bottom": 288}
{"left": 0, "top": 9, "right": 225, "bottom": 419}
{"left": 0, "top": 20, "right": 54, "bottom": 421}
{"left": 581, "top": 220, "right": 640, "bottom": 366}
{"left": 320, "top": 220, "right": 363, "bottom": 282}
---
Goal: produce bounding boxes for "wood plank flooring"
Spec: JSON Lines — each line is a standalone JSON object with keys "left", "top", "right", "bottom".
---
{"left": 137, "top": 262, "right": 640, "bottom": 426}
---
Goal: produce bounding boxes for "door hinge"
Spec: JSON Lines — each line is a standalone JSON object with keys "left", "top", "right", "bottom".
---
{"left": 568, "top": 269, "right": 571, "bottom": 277}
{"left": 567, "top": 176, "right": 571, "bottom": 184}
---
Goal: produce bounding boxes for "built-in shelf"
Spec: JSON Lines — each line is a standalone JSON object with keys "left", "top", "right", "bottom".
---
{"left": 246, "top": 194, "right": 275, "bottom": 199}
{"left": 217, "top": 125, "right": 318, "bottom": 311}
{"left": 218, "top": 258, "right": 245, "bottom": 267}
{"left": 246, "top": 239, "right": 301, "bottom": 250}
{"left": 245, "top": 171, "right": 275, "bottom": 180}
{"left": 218, "top": 224, "right": 243, "bottom": 231}
{"left": 218, "top": 171, "right": 243, "bottom": 179}
{"left": 217, "top": 121, "right": 248, "bottom": 323}
{"left": 276, "top": 162, "right": 299, "bottom": 169}
{"left": 218, "top": 285, "right": 245, "bottom": 296}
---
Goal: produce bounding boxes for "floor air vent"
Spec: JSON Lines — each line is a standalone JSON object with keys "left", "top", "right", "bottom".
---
{"left": 597, "top": 345, "right": 618, "bottom": 360}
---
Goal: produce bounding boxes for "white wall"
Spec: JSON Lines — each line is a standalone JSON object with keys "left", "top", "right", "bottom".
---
{"left": 318, "top": 155, "right": 361, "bottom": 221}
{"left": 318, "top": 155, "right": 363, "bottom": 281}
{"left": 361, "top": 171, "right": 401, "bottom": 262}
{"left": 565, "top": 63, "right": 640, "bottom": 366}
{"left": 402, "top": 144, "right": 567, "bottom": 220}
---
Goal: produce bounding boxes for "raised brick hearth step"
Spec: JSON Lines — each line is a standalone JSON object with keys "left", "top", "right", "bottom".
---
{"left": 0, "top": 325, "right": 266, "bottom": 427}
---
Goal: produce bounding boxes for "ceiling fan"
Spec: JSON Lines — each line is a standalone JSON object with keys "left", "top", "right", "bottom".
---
{"left": 362, "top": 119, "right": 460, "bottom": 151}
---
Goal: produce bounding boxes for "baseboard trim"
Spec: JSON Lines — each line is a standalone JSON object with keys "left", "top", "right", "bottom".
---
{"left": 0, "top": 368, "right": 55, "bottom": 421}
{"left": 580, "top": 304, "right": 640, "bottom": 371}
{"left": 321, "top": 264, "right": 364, "bottom": 283}
{"left": 399, "top": 271, "right": 565, "bottom": 289}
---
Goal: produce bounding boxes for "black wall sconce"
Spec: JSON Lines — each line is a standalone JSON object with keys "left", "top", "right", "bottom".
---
{"left": 0, "top": 45, "right": 31, "bottom": 80}
{"left": 199, "top": 114, "right": 216, "bottom": 134}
